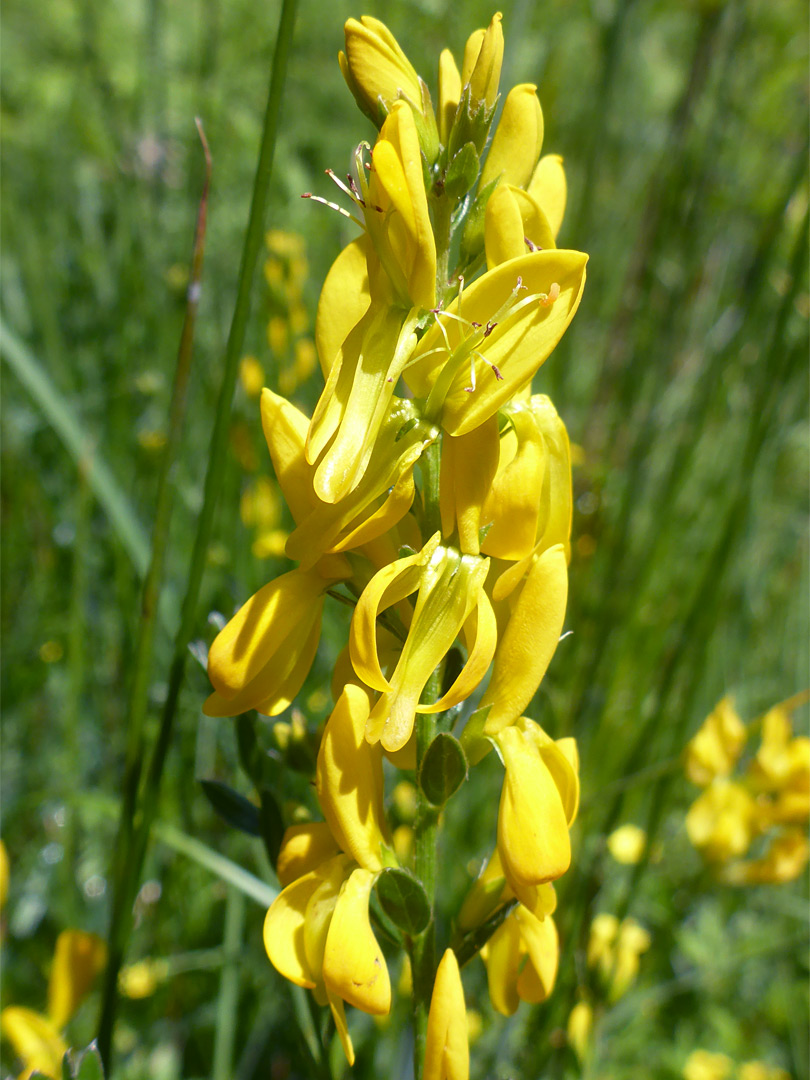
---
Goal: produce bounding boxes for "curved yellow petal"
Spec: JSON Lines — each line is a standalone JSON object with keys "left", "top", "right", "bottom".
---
{"left": 315, "top": 236, "right": 372, "bottom": 377}
{"left": 341, "top": 16, "right": 423, "bottom": 122}
{"left": 480, "top": 914, "right": 522, "bottom": 1016}
{"left": 47, "top": 929, "right": 107, "bottom": 1029}
{"left": 327, "top": 989, "right": 355, "bottom": 1066}
{"left": 437, "top": 48, "right": 462, "bottom": 146}
{"left": 323, "top": 868, "right": 391, "bottom": 1015}
{"left": 259, "top": 389, "right": 316, "bottom": 527}
{"left": 0, "top": 1006, "right": 66, "bottom": 1080}
{"left": 528, "top": 154, "right": 567, "bottom": 240}
{"left": 423, "top": 948, "right": 469, "bottom": 1080}
{"left": 497, "top": 724, "right": 571, "bottom": 889}
{"left": 316, "top": 685, "right": 388, "bottom": 872}
{"left": 481, "top": 545, "right": 568, "bottom": 733}
{"left": 531, "top": 394, "right": 572, "bottom": 558}
{"left": 276, "top": 823, "right": 341, "bottom": 888}
{"left": 462, "top": 13, "right": 503, "bottom": 110}
{"left": 439, "top": 415, "right": 500, "bottom": 554}
{"left": 264, "top": 869, "right": 326, "bottom": 988}
{"left": 485, "top": 186, "right": 555, "bottom": 270}
{"left": 418, "top": 589, "right": 497, "bottom": 715}
{"left": 302, "top": 858, "right": 350, "bottom": 982}
{"left": 481, "top": 406, "right": 546, "bottom": 560}
{"left": 406, "top": 250, "right": 588, "bottom": 437}
{"left": 515, "top": 907, "right": 558, "bottom": 1003}
{"left": 480, "top": 84, "right": 543, "bottom": 191}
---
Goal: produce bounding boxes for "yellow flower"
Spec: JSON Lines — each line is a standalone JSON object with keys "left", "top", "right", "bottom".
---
{"left": 350, "top": 533, "right": 496, "bottom": 752}
{"left": 480, "top": 904, "right": 558, "bottom": 1016}
{"left": 610, "top": 918, "right": 651, "bottom": 1001}
{"left": 738, "top": 1062, "right": 791, "bottom": 1080}
{"left": 682, "top": 1050, "right": 734, "bottom": 1080}
{"left": 607, "top": 824, "right": 647, "bottom": 865}
{"left": 748, "top": 702, "right": 810, "bottom": 811}
{"left": 439, "top": 416, "right": 500, "bottom": 554}
{"left": 566, "top": 1000, "right": 594, "bottom": 1063}
{"left": 437, "top": 48, "right": 462, "bottom": 146}
{"left": 340, "top": 16, "right": 425, "bottom": 125}
{"left": 423, "top": 949, "right": 469, "bottom": 1080}
{"left": 722, "top": 827, "right": 809, "bottom": 885}
{"left": 204, "top": 556, "right": 350, "bottom": 718}
{"left": 461, "top": 14, "right": 504, "bottom": 113}
{"left": 685, "top": 779, "right": 759, "bottom": 862}
{"left": 239, "top": 354, "right": 265, "bottom": 398}
{"left": 586, "top": 912, "right": 619, "bottom": 975}
{"left": 494, "top": 720, "right": 578, "bottom": 901}
{"left": 263, "top": 855, "right": 390, "bottom": 1066}
{"left": 118, "top": 958, "right": 170, "bottom": 999}
{"left": 484, "top": 184, "right": 556, "bottom": 268}
{"left": 1, "top": 930, "right": 106, "bottom": 1080}
{"left": 405, "top": 249, "right": 587, "bottom": 437}
{"left": 479, "top": 84, "right": 544, "bottom": 192}
{"left": 685, "top": 696, "right": 747, "bottom": 786}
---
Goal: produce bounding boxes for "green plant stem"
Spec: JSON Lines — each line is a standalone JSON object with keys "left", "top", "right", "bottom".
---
{"left": 213, "top": 886, "right": 246, "bottom": 1080}
{"left": 410, "top": 439, "right": 442, "bottom": 1080}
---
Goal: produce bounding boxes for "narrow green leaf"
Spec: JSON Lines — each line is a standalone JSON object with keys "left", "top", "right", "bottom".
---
{"left": 418, "top": 732, "right": 468, "bottom": 806}
{"left": 375, "top": 867, "right": 431, "bottom": 936}
{"left": 200, "top": 779, "right": 261, "bottom": 836}
{"left": 445, "top": 141, "right": 480, "bottom": 201}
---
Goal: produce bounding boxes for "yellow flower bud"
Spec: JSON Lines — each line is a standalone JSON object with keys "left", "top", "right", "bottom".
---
{"left": 340, "top": 16, "right": 424, "bottom": 124}
{"left": 462, "top": 13, "right": 504, "bottom": 112}
{"left": 423, "top": 949, "right": 469, "bottom": 1080}
{"left": 480, "top": 83, "right": 544, "bottom": 191}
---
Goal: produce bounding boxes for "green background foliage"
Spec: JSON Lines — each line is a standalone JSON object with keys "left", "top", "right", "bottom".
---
{"left": 1, "top": 0, "right": 807, "bottom": 1076}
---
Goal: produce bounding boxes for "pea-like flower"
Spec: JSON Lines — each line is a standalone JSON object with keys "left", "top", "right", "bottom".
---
{"left": 685, "top": 696, "right": 747, "bottom": 786}
{"left": 480, "top": 904, "right": 559, "bottom": 1016}
{"left": 423, "top": 949, "right": 469, "bottom": 1080}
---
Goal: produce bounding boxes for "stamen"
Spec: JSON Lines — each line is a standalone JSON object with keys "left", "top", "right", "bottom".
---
{"left": 524, "top": 236, "right": 539, "bottom": 252}
{"left": 301, "top": 192, "right": 364, "bottom": 229}
{"left": 325, "top": 168, "right": 365, "bottom": 209}
{"left": 539, "top": 282, "right": 560, "bottom": 307}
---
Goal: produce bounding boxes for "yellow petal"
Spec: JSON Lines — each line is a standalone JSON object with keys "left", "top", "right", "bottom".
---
{"left": 531, "top": 395, "right": 572, "bottom": 559}
{"left": 437, "top": 48, "right": 462, "bottom": 145}
{"left": 323, "top": 868, "right": 391, "bottom": 1015}
{"left": 326, "top": 989, "right": 355, "bottom": 1066}
{"left": 480, "top": 914, "right": 522, "bottom": 1016}
{"left": 259, "top": 389, "right": 316, "bottom": 526}
{"left": 406, "top": 250, "right": 587, "bottom": 436}
{"left": 515, "top": 907, "right": 558, "bottom": 1003}
{"left": 418, "top": 589, "right": 497, "bottom": 715}
{"left": 458, "top": 848, "right": 508, "bottom": 931}
{"left": 480, "top": 84, "right": 543, "bottom": 191}
{"left": 303, "top": 858, "right": 350, "bottom": 981}
{"left": 0, "top": 1007, "right": 66, "bottom": 1080}
{"left": 439, "top": 416, "right": 500, "bottom": 554}
{"left": 264, "top": 868, "right": 330, "bottom": 988}
{"left": 481, "top": 545, "right": 568, "bottom": 734}
{"left": 316, "top": 685, "right": 388, "bottom": 872}
{"left": 515, "top": 719, "right": 580, "bottom": 826}
{"left": 685, "top": 780, "right": 758, "bottom": 862}
{"left": 496, "top": 724, "right": 571, "bottom": 889}
{"left": 485, "top": 185, "right": 556, "bottom": 270}
{"left": 341, "top": 16, "right": 423, "bottom": 122}
{"left": 47, "top": 929, "right": 107, "bottom": 1029}
{"left": 528, "top": 154, "right": 567, "bottom": 240}
{"left": 462, "top": 13, "right": 504, "bottom": 110}
{"left": 314, "top": 237, "right": 371, "bottom": 377}
{"left": 276, "top": 823, "right": 341, "bottom": 888}
{"left": 423, "top": 949, "right": 469, "bottom": 1080}
{"left": 481, "top": 405, "right": 546, "bottom": 560}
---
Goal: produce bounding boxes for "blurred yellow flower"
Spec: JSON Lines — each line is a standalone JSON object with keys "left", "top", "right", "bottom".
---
{"left": 566, "top": 999, "right": 593, "bottom": 1063}
{"left": 682, "top": 1049, "right": 734, "bottom": 1080}
{"left": 607, "top": 824, "right": 647, "bottom": 865}
{"left": 685, "top": 779, "right": 759, "bottom": 862}
{"left": 738, "top": 1062, "right": 791, "bottom": 1080}
{"left": 239, "top": 354, "right": 265, "bottom": 398}
{"left": 685, "top": 697, "right": 747, "bottom": 786}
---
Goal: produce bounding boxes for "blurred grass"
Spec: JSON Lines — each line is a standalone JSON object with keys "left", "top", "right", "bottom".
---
{"left": 1, "top": 0, "right": 808, "bottom": 1077}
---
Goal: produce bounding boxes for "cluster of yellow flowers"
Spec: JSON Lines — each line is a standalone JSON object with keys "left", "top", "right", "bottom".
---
{"left": 685, "top": 695, "right": 809, "bottom": 885}
{"left": 683, "top": 1049, "right": 790, "bottom": 1080}
{"left": 206, "top": 12, "right": 587, "bottom": 1073}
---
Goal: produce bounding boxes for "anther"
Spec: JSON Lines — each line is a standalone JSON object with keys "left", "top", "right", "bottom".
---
{"left": 539, "top": 282, "right": 560, "bottom": 307}
{"left": 483, "top": 320, "right": 497, "bottom": 337}
{"left": 524, "top": 236, "right": 539, "bottom": 252}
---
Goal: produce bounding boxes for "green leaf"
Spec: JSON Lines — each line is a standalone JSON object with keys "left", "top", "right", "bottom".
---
{"left": 445, "top": 142, "right": 480, "bottom": 201}
{"left": 258, "top": 787, "right": 285, "bottom": 867}
{"left": 200, "top": 779, "right": 260, "bottom": 836}
{"left": 61, "top": 1044, "right": 105, "bottom": 1080}
{"left": 418, "top": 732, "right": 468, "bottom": 806}
{"left": 375, "top": 867, "right": 431, "bottom": 935}
{"left": 235, "top": 713, "right": 263, "bottom": 785}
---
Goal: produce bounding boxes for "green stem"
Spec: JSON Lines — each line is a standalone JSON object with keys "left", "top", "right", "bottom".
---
{"left": 410, "top": 439, "right": 442, "bottom": 1080}
{"left": 212, "top": 887, "right": 246, "bottom": 1080}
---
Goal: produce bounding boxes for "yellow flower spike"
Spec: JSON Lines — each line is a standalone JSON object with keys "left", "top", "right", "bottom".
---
{"left": 480, "top": 544, "right": 568, "bottom": 735}
{"left": 340, "top": 16, "right": 424, "bottom": 125}
{"left": 480, "top": 914, "right": 522, "bottom": 1016}
{"left": 480, "top": 406, "right": 546, "bottom": 560}
{"left": 359, "top": 542, "right": 493, "bottom": 752}
{"left": 437, "top": 48, "right": 462, "bottom": 146}
{"left": 205, "top": 559, "right": 350, "bottom": 718}
{"left": 462, "top": 13, "right": 504, "bottom": 112}
{"left": 685, "top": 779, "right": 759, "bottom": 862}
{"left": 314, "top": 237, "right": 371, "bottom": 378}
{"left": 514, "top": 907, "right": 558, "bottom": 1003}
{"left": 479, "top": 84, "right": 544, "bottom": 192}
{"left": 47, "top": 929, "right": 107, "bottom": 1030}
{"left": 323, "top": 868, "right": 391, "bottom": 1016}
{"left": 0, "top": 1006, "right": 67, "bottom": 1080}
{"left": 276, "top": 823, "right": 341, "bottom": 887}
{"left": 528, "top": 154, "right": 567, "bottom": 240}
{"left": 439, "top": 415, "right": 500, "bottom": 554}
{"left": 495, "top": 723, "right": 571, "bottom": 893}
{"left": 685, "top": 696, "right": 747, "bottom": 787}
{"left": 723, "top": 828, "right": 809, "bottom": 885}
{"left": 484, "top": 185, "right": 555, "bottom": 270}
{"left": 423, "top": 949, "right": 469, "bottom": 1080}
{"left": 316, "top": 684, "right": 389, "bottom": 872}
{"left": 405, "top": 250, "right": 587, "bottom": 437}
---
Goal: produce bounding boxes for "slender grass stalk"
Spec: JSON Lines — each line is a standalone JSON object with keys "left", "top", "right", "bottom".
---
{"left": 97, "top": 121, "right": 213, "bottom": 1067}
{"left": 213, "top": 886, "right": 246, "bottom": 1080}
{"left": 96, "top": 0, "right": 298, "bottom": 1063}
